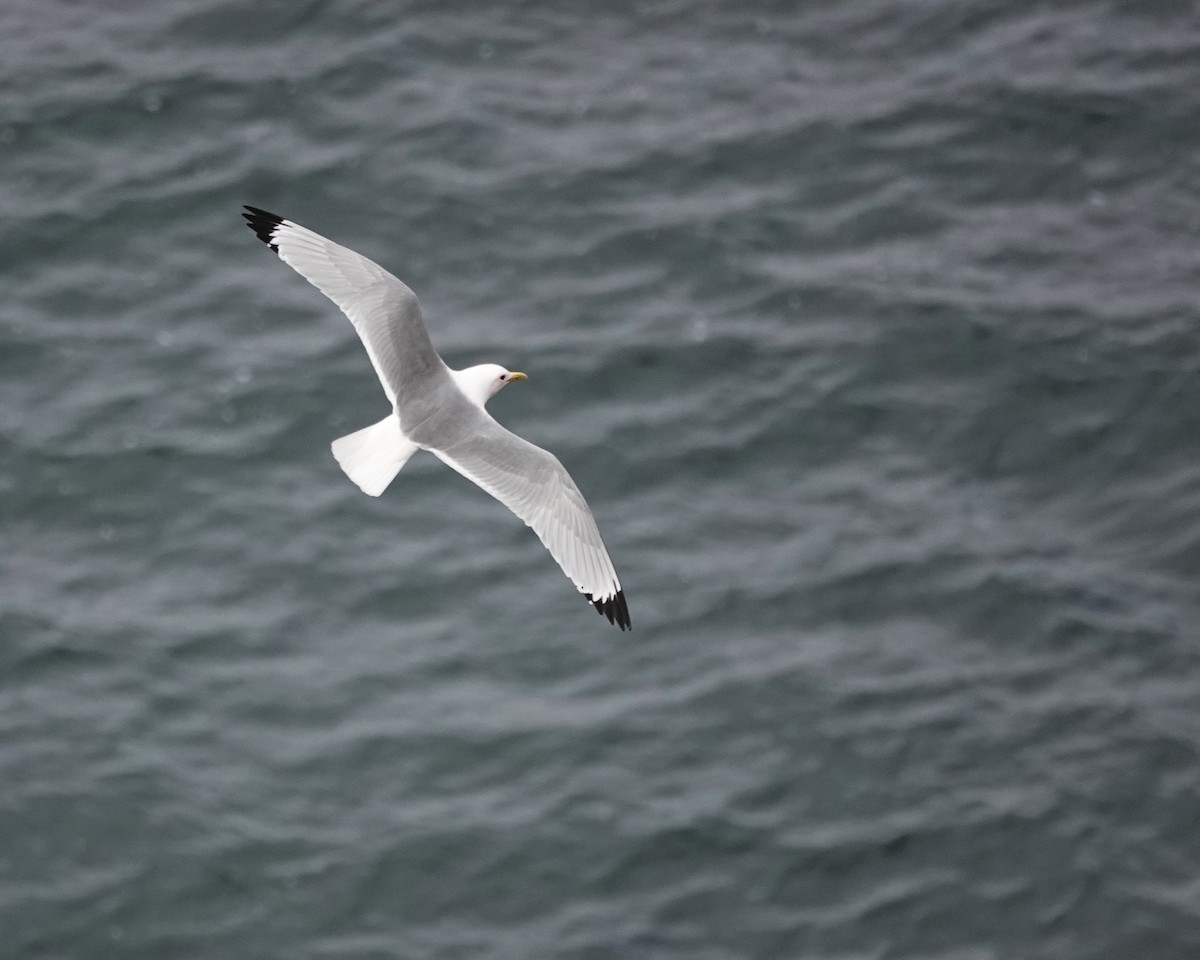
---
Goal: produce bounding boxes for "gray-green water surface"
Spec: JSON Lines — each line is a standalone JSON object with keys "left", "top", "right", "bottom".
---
{"left": 5, "top": 2, "right": 1200, "bottom": 957}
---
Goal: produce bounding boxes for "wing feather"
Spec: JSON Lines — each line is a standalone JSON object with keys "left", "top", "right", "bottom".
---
{"left": 427, "top": 414, "right": 630, "bottom": 630}
{"left": 242, "top": 206, "right": 446, "bottom": 404}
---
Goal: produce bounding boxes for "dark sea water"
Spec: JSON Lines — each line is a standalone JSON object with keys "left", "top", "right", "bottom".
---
{"left": 5, "top": 1, "right": 1200, "bottom": 957}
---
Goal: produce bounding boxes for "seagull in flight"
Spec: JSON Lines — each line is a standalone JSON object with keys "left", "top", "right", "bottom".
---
{"left": 242, "top": 206, "right": 630, "bottom": 629}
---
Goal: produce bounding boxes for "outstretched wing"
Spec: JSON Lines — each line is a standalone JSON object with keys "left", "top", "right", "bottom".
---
{"left": 242, "top": 206, "right": 447, "bottom": 403}
{"left": 428, "top": 412, "right": 630, "bottom": 630}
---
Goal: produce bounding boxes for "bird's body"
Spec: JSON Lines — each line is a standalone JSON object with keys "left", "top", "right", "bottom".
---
{"left": 242, "top": 206, "right": 630, "bottom": 629}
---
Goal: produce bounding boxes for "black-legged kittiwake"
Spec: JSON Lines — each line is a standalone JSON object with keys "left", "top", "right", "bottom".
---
{"left": 242, "top": 206, "right": 630, "bottom": 630}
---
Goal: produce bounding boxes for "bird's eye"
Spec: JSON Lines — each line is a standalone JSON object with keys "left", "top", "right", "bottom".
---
{"left": 499, "top": 374, "right": 506, "bottom": 380}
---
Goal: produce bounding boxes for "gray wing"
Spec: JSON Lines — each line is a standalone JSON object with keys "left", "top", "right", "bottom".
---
{"left": 428, "top": 411, "right": 631, "bottom": 630}
{"left": 243, "top": 207, "right": 447, "bottom": 404}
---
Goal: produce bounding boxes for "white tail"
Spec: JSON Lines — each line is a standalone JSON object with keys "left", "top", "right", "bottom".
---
{"left": 330, "top": 416, "right": 418, "bottom": 496}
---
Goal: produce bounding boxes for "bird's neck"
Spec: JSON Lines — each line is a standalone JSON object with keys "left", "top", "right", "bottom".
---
{"left": 449, "top": 366, "right": 494, "bottom": 409}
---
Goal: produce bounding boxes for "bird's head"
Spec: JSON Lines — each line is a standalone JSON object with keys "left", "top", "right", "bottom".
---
{"left": 454, "top": 363, "right": 528, "bottom": 406}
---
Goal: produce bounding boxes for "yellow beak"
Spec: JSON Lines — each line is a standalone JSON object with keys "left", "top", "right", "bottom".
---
{"left": 507, "top": 371, "right": 528, "bottom": 382}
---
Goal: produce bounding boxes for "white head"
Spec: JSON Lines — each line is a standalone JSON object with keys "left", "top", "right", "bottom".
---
{"left": 451, "top": 363, "right": 528, "bottom": 408}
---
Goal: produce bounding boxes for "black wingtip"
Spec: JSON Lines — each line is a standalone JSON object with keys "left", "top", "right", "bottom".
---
{"left": 588, "top": 589, "right": 631, "bottom": 631}
{"left": 242, "top": 205, "right": 283, "bottom": 252}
